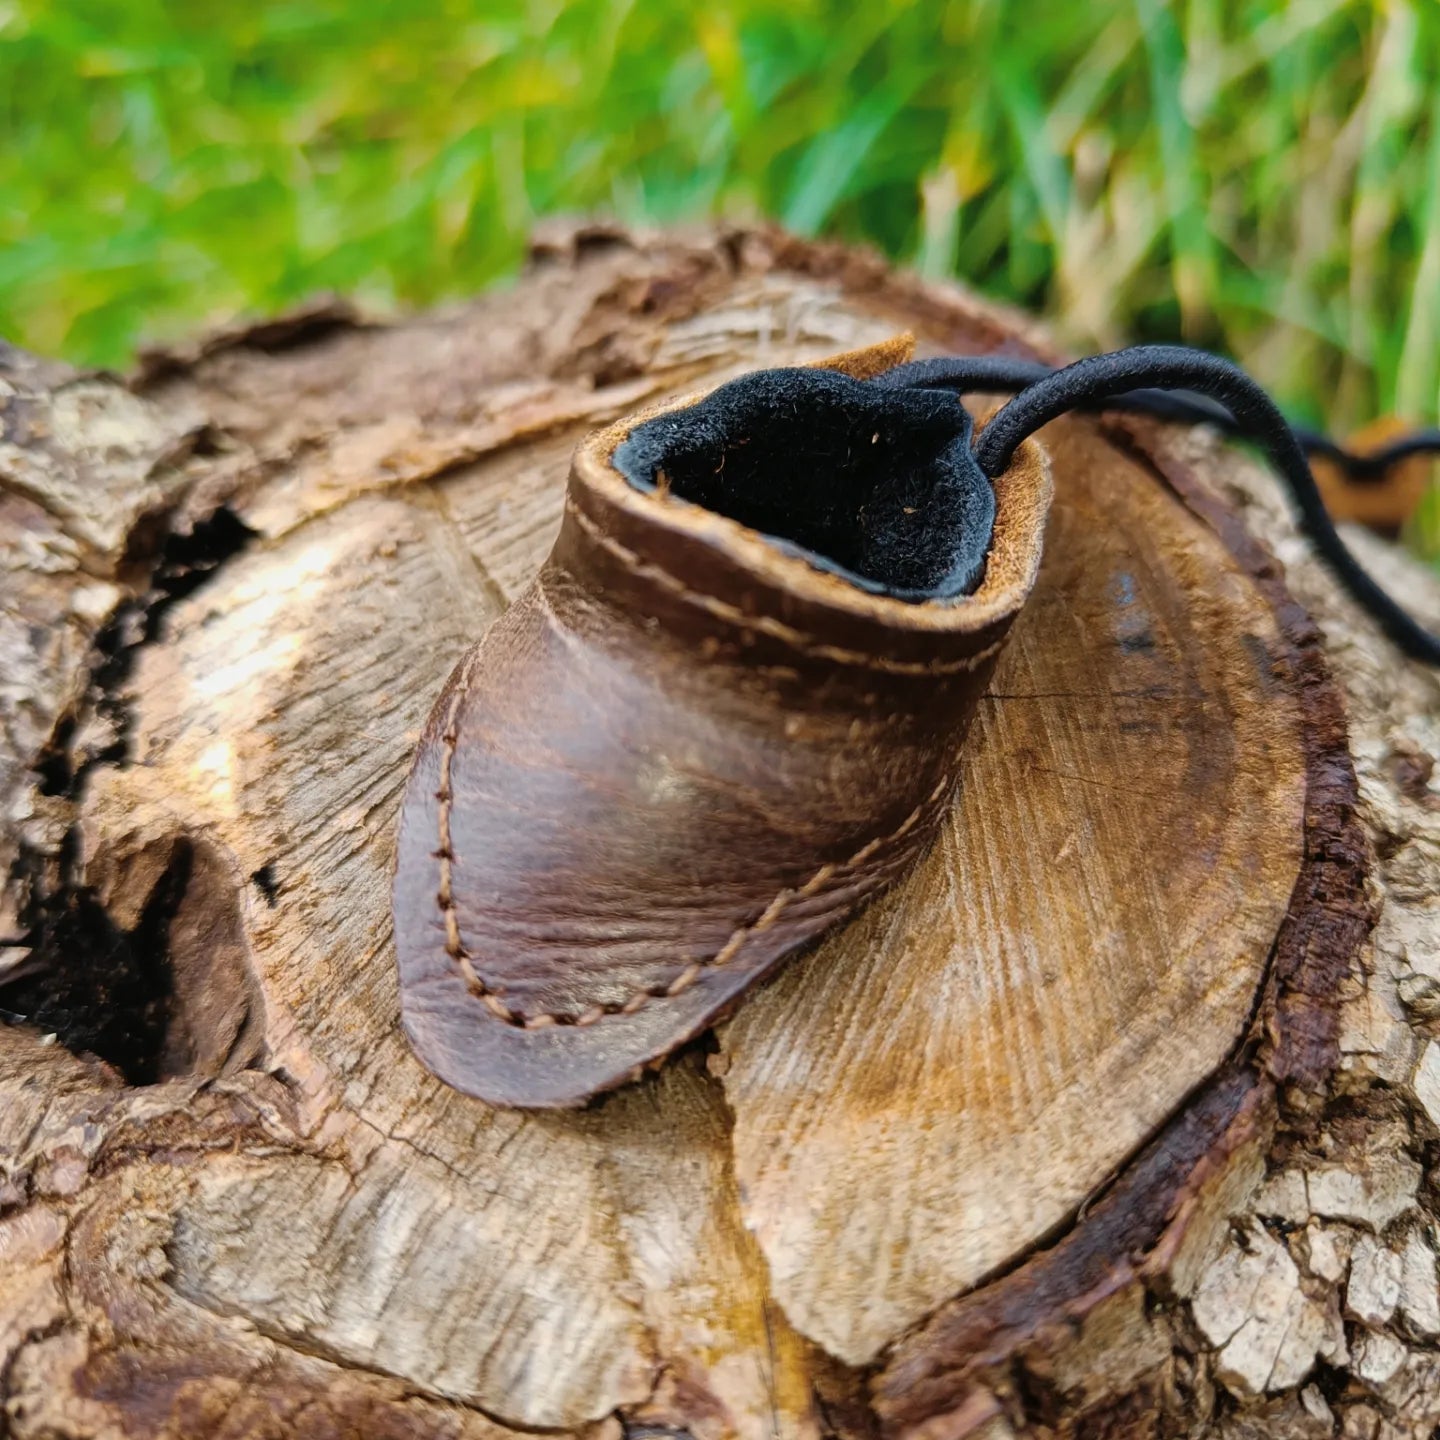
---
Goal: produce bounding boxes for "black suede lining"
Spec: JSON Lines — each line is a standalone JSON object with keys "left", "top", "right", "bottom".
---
{"left": 611, "top": 367, "right": 996, "bottom": 600}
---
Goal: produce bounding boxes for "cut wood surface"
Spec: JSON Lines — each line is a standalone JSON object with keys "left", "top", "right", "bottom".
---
{"left": 2, "top": 226, "right": 1438, "bottom": 1440}
{"left": 723, "top": 413, "right": 1305, "bottom": 1365}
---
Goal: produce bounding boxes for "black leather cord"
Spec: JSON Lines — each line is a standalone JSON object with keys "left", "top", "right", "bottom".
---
{"left": 878, "top": 346, "right": 1440, "bottom": 666}
{"left": 878, "top": 355, "right": 1440, "bottom": 486}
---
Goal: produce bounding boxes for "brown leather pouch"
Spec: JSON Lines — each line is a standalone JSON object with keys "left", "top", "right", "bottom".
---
{"left": 392, "top": 338, "right": 1053, "bottom": 1107}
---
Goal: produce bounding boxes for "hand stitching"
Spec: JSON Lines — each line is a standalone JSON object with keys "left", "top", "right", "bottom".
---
{"left": 565, "top": 499, "right": 1003, "bottom": 677}
{"left": 434, "top": 695, "right": 954, "bottom": 1030}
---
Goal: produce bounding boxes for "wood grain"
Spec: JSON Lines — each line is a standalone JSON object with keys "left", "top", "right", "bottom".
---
{"left": 721, "top": 415, "right": 1306, "bottom": 1363}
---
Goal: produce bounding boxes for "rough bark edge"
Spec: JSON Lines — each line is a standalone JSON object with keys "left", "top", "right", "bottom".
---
{"left": 130, "top": 296, "right": 369, "bottom": 389}
{"left": 871, "top": 1072, "right": 1266, "bottom": 1430}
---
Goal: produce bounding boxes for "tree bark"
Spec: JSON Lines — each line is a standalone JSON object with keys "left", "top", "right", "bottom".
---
{"left": 1, "top": 225, "right": 1438, "bottom": 1440}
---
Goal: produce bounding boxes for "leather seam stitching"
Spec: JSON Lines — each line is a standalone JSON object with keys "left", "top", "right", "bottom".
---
{"left": 565, "top": 498, "right": 1003, "bottom": 676}
{"left": 434, "top": 695, "right": 954, "bottom": 1027}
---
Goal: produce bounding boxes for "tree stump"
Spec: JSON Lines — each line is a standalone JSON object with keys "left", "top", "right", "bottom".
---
{"left": 2, "top": 225, "right": 1438, "bottom": 1440}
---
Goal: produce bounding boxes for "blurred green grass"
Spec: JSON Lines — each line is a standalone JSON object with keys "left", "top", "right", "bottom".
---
{"left": 3, "top": 0, "right": 1438, "bottom": 546}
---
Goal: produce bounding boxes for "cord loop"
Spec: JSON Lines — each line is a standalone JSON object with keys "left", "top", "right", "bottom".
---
{"left": 882, "top": 347, "right": 1440, "bottom": 666}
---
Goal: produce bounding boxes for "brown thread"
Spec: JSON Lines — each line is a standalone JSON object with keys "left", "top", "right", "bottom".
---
{"left": 433, "top": 675, "right": 519, "bottom": 1025}
{"left": 430, "top": 512, "right": 978, "bottom": 1027}
{"left": 434, "top": 680, "right": 957, "bottom": 1027}
{"left": 565, "top": 499, "right": 1003, "bottom": 677}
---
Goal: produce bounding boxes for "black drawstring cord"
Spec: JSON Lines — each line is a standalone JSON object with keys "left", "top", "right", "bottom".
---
{"left": 877, "top": 354, "right": 1440, "bottom": 485}
{"left": 877, "top": 346, "right": 1440, "bottom": 666}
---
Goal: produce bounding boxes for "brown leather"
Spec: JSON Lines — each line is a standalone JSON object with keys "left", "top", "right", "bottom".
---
{"left": 1309, "top": 414, "right": 1433, "bottom": 533}
{"left": 392, "top": 339, "right": 1054, "bottom": 1107}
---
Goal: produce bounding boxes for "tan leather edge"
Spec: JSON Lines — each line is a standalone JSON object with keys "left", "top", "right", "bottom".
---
{"left": 569, "top": 340, "right": 1054, "bottom": 642}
